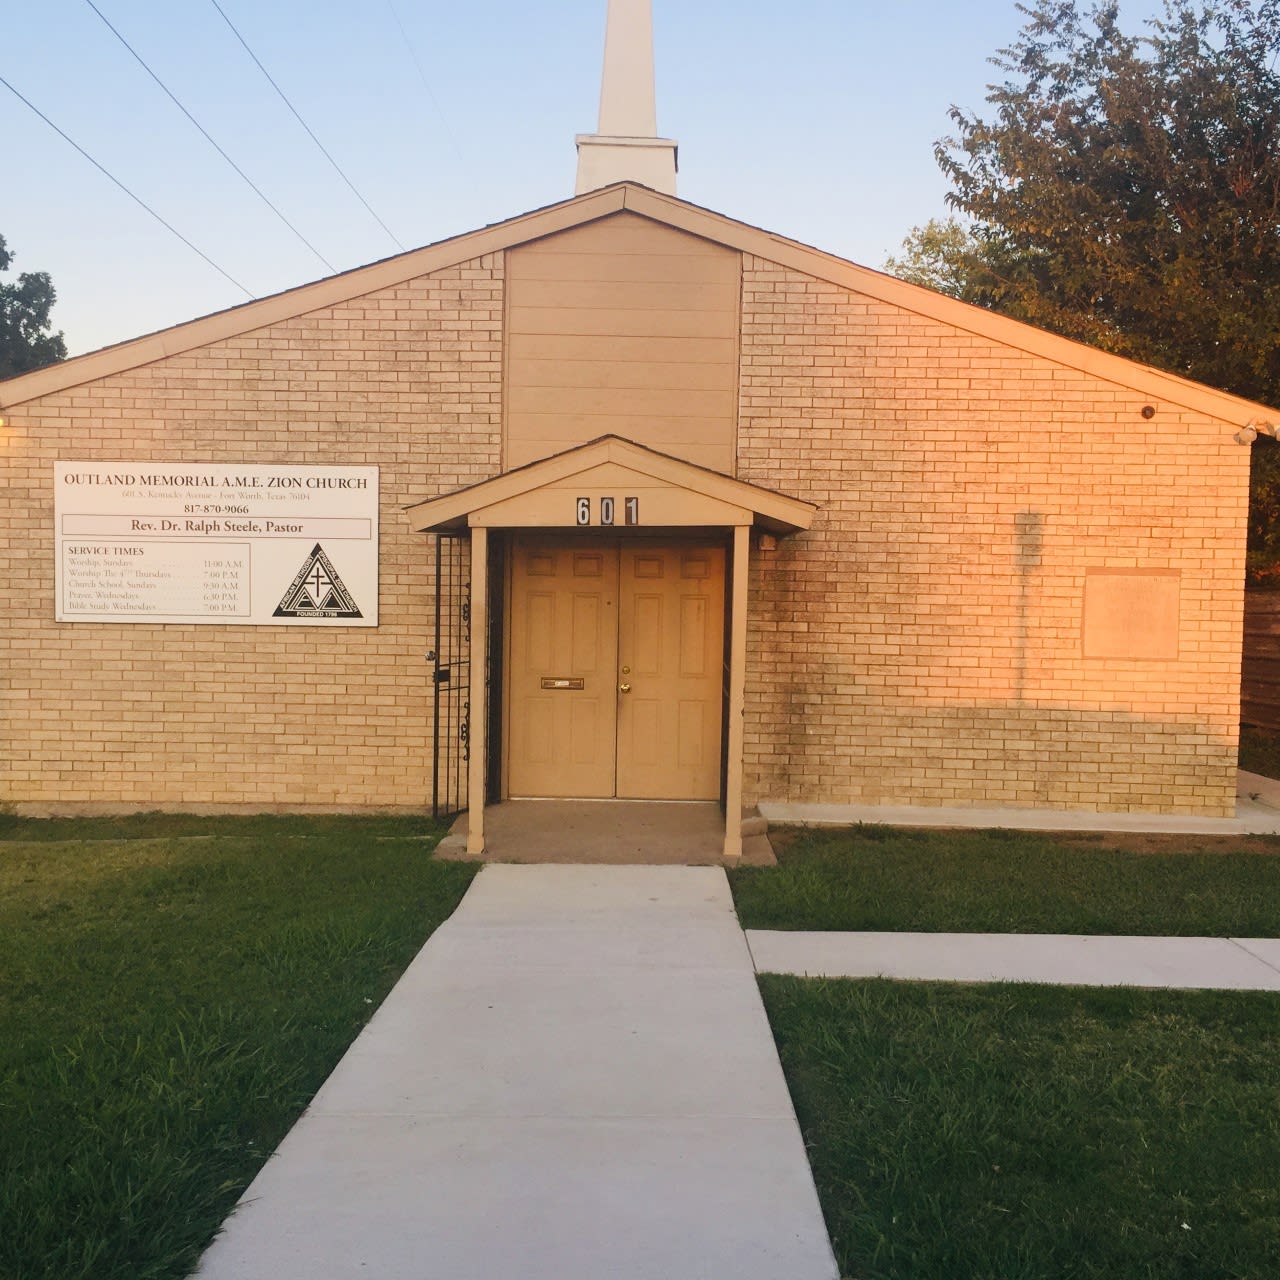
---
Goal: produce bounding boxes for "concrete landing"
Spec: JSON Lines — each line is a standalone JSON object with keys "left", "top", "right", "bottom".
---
{"left": 195, "top": 866, "right": 836, "bottom": 1280}
{"left": 748, "top": 930, "right": 1280, "bottom": 990}
{"left": 437, "top": 800, "right": 777, "bottom": 865}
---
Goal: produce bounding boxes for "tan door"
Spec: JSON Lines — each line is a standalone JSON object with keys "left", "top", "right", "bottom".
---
{"left": 506, "top": 539, "right": 724, "bottom": 800}
{"left": 507, "top": 540, "right": 619, "bottom": 798}
{"left": 616, "top": 544, "right": 725, "bottom": 800}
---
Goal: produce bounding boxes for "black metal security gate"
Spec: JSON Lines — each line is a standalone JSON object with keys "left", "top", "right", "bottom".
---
{"left": 429, "top": 533, "right": 471, "bottom": 818}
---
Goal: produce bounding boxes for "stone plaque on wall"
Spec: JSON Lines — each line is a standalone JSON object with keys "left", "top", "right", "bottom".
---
{"left": 54, "top": 463, "right": 378, "bottom": 625}
{"left": 1082, "top": 570, "right": 1180, "bottom": 660}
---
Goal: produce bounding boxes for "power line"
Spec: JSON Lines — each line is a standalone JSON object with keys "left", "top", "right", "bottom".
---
{"left": 0, "top": 72, "right": 253, "bottom": 299}
{"left": 82, "top": 0, "right": 337, "bottom": 273}
{"left": 385, "top": 0, "right": 466, "bottom": 166}
{"left": 208, "top": 0, "right": 405, "bottom": 252}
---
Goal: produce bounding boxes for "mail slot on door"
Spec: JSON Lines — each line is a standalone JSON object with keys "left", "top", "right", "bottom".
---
{"left": 540, "top": 677, "right": 585, "bottom": 691}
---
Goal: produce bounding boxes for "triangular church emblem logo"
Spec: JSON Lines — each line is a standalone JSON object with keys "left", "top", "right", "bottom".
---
{"left": 273, "top": 544, "right": 363, "bottom": 619}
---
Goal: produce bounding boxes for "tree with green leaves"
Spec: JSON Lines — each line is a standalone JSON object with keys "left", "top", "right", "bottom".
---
{"left": 0, "top": 232, "right": 66, "bottom": 380}
{"left": 883, "top": 217, "right": 999, "bottom": 304}
{"left": 889, "top": 0, "right": 1280, "bottom": 576}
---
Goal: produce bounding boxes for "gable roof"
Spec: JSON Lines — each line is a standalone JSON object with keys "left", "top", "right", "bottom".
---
{"left": 3, "top": 182, "right": 1277, "bottom": 429}
{"left": 406, "top": 434, "right": 816, "bottom": 534}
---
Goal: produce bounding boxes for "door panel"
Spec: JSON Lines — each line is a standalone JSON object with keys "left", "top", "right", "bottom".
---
{"left": 506, "top": 538, "right": 725, "bottom": 801}
{"left": 507, "top": 541, "right": 618, "bottom": 797}
{"left": 616, "top": 544, "right": 725, "bottom": 800}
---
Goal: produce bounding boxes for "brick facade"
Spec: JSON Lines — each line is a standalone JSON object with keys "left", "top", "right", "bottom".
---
{"left": 0, "top": 195, "right": 1254, "bottom": 817}
{"left": 738, "top": 258, "right": 1247, "bottom": 815}
{"left": 1, "top": 256, "right": 502, "bottom": 810}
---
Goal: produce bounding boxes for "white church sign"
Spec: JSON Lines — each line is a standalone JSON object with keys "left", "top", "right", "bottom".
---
{"left": 54, "top": 463, "right": 378, "bottom": 626}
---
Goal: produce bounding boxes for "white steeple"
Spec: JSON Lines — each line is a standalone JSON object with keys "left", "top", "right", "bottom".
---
{"left": 575, "top": 0, "right": 678, "bottom": 195}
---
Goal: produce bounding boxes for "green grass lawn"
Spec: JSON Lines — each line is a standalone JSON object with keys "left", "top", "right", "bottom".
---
{"left": 730, "top": 826, "right": 1280, "bottom": 936}
{"left": 0, "top": 814, "right": 477, "bottom": 1280}
{"left": 762, "top": 976, "right": 1280, "bottom": 1280}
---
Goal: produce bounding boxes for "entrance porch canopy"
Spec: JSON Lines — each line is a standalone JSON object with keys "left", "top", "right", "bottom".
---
{"left": 405, "top": 436, "right": 815, "bottom": 861}
{"left": 405, "top": 434, "right": 815, "bottom": 535}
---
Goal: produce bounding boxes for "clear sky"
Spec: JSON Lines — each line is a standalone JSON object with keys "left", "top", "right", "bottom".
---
{"left": 5, "top": 0, "right": 1167, "bottom": 358}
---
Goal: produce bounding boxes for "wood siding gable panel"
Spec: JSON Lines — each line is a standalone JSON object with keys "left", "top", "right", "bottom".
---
{"left": 504, "top": 212, "right": 741, "bottom": 473}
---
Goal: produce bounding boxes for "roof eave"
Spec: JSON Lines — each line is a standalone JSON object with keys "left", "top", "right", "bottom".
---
{"left": 0, "top": 186, "right": 634, "bottom": 408}
{"left": 5, "top": 179, "right": 1277, "bottom": 430}
{"left": 615, "top": 186, "right": 1280, "bottom": 428}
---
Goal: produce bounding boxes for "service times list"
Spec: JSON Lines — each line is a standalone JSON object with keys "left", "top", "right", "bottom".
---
{"left": 61, "top": 542, "right": 250, "bottom": 618}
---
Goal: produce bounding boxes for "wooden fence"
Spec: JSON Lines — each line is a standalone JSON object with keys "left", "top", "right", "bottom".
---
{"left": 1242, "top": 591, "right": 1280, "bottom": 729}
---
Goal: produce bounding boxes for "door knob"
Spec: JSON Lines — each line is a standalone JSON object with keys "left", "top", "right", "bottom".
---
{"left": 619, "top": 683, "right": 631, "bottom": 693}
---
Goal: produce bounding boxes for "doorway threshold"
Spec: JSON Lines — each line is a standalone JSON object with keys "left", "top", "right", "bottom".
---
{"left": 437, "top": 800, "right": 775, "bottom": 866}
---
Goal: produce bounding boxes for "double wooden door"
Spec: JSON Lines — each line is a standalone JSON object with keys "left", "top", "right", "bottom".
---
{"left": 506, "top": 538, "right": 725, "bottom": 800}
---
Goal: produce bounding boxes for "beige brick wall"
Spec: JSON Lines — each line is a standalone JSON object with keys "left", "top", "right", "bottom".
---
{"left": 1, "top": 255, "right": 502, "bottom": 810}
{"left": 737, "top": 256, "right": 1249, "bottom": 816}
{"left": 0, "top": 238, "right": 1252, "bottom": 818}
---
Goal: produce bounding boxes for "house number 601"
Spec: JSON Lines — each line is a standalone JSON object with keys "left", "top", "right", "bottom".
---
{"left": 574, "top": 497, "right": 640, "bottom": 526}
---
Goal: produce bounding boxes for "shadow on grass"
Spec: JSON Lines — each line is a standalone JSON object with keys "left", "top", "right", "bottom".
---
{"left": 0, "top": 810, "right": 443, "bottom": 842}
{"left": 730, "top": 825, "right": 1280, "bottom": 936}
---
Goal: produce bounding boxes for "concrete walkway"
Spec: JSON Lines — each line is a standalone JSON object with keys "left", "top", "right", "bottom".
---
{"left": 748, "top": 931, "right": 1280, "bottom": 990}
{"left": 760, "top": 773, "right": 1280, "bottom": 835}
{"left": 195, "top": 866, "right": 838, "bottom": 1280}
{"left": 438, "top": 799, "right": 776, "bottom": 865}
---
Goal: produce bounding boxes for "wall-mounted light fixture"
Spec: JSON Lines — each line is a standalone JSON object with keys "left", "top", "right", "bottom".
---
{"left": 1235, "top": 419, "right": 1280, "bottom": 445}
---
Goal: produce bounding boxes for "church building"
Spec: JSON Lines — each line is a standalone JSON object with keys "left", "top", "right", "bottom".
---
{"left": 3, "top": 0, "right": 1275, "bottom": 857}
